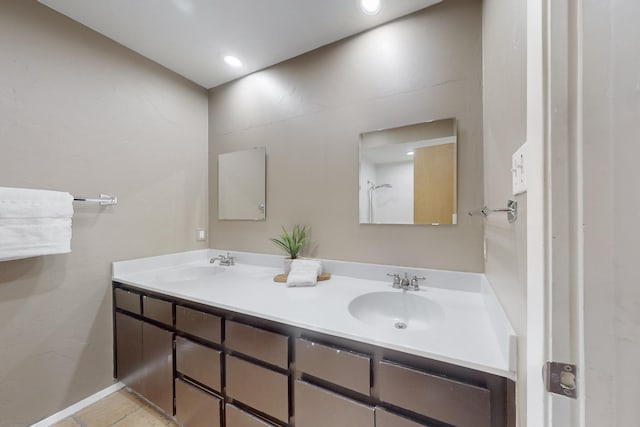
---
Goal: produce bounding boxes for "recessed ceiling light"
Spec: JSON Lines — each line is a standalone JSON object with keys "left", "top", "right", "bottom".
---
{"left": 360, "top": 0, "right": 382, "bottom": 15}
{"left": 223, "top": 55, "right": 242, "bottom": 68}
{"left": 406, "top": 151, "right": 415, "bottom": 156}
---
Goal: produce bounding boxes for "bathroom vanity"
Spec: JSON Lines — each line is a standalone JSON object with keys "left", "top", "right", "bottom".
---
{"left": 112, "top": 250, "right": 516, "bottom": 427}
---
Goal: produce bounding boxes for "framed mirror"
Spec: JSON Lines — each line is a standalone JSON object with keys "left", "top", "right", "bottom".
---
{"left": 359, "top": 118, "right": 457, "bottom": 225}
{"left": 218, "top": 147, "right": 266, "bottom": 220}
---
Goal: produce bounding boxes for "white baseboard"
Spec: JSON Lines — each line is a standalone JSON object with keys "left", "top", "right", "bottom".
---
{"left": 31, "top": 382, "right": 125, "bottom": 427}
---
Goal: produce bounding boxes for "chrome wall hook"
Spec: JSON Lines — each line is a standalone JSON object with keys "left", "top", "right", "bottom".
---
{"left": 468, "top": 200, "right": 518, "bottom": 223}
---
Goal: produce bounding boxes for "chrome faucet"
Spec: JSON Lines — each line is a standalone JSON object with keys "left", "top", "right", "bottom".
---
{"left": 387, "top": 272, "right": 425, "bottom": 290}
{"left": 210, "top": 252, "right": 235, "bottom": 266}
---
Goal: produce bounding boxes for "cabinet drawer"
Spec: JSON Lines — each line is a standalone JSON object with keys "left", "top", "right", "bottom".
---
{"left": 226, "top": 355, "right": 289, "bottom": 423}
{"left": 226, "top": 404, "right": 278, "bottom": 427}
{"left": 375, "top": 407, "right": 433, "bottom": 427}
{"left": 295, "top": 338, "right": 370, "bottom": 395}
{"left": 175, "top": 378, "right": 222, "bottom": 427}
{"left": 378, "top": 360, "right": 491, "bottom": 427}
{"left": 176, "top": 336, "right": 222, "bottom": 392}
{"left": 225, "top": 320, "right": 288, "bottom": 369}
{"left": 114, "top": 288, "right": 141, "bottom": 315}
{"left": 176, "top": 305, "right": 222, "bottom": 344}
{"left": 294, "top": 380, "right": 374, "bottom": 427}
{"left": 142, "top": 295, "right": 172, "bottom": 325}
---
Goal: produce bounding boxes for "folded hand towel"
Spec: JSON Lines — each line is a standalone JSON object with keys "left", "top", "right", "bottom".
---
{"left": 0, "top": 187, "right": 73, "bottom": 262}
{"left": 286, "top": 259, "right": 322, "bottom": 287}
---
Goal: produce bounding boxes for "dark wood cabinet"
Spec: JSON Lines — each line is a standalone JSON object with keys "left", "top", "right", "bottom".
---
{"left": 113, "top": 282, "right": 515, "bottom": 427}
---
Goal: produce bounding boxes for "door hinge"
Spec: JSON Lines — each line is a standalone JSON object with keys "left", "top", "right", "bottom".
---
{"left": 543, "top": 361, "right": 577, "bottom": 399}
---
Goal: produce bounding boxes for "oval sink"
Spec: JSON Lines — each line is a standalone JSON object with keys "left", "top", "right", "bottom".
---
{"left": 158, "top": 265, "right": 226, "bottom": 282}
{"left": 348, "top": 291, "right": 443, "bottom": 331}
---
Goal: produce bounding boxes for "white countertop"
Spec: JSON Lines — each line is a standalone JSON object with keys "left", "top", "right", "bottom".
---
{"left": 113, "top": 249, "right": 516, "bottom": 380}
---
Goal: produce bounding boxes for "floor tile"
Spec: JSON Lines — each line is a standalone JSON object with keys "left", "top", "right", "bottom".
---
{"left": 51, "top": 389, "right": 177, "bottom": 427}
{"left": 75, "top": 389, "right": 143, "bottom": 426}
{"left": 50, "top": 417, "right": 81, "bottom": 427}
{"left": 111, "top": 404, "right": 177, "bottom": 427}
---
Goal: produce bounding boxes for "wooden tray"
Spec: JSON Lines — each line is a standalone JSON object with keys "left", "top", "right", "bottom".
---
{"left": 273, "top": 272, "right": 331, "bottom": 283}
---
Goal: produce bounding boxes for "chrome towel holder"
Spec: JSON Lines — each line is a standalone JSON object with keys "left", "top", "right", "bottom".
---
{"left": 468, "top": 200, "right": 518, "bottom": 223}
{"left": 72, "top": 194, "right": 118, "bottom": 206}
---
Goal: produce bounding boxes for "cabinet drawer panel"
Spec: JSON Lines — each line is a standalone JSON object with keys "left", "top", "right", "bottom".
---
{"left": 294, "top": 380, "right": 374, "bottom": 427}
{"left": 142, "top": 295, "right": 172, "bottom": 325}
{"left": 226, "top": 404, "right": 278, "bottom": 427}
{"left": 225, "top": 321, "right": 288, "bottom": 369}
{"left": 176, "top": 305, "right": 222, "bottom": 344}
{"left": 378, "top": 361, "right": 491, "bottom": 427}
{"left": 295, "top": 338, "right": 370, "bottom": 395}
{"left": 175, "top": 378, "right": 221, "bottom": 427}
{"left": 226, "top": 355, "right": 289, "bottom": 423}
{"left": 176, "top": 336, "right": 222, "bottom": 392}
{"left": 114, "top": 288, "right": 140, "bottom": 315}
{"left": 375, "top": 407, "right": 433, "bottom": 427}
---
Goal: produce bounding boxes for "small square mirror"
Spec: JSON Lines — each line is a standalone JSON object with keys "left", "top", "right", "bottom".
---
{"left": 218, "top": 147, "right": 266, "bottom": 220}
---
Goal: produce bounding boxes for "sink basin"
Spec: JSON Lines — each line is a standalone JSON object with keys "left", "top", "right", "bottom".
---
{"left": 158, "top": 265, "right": 226, "bottom": 282}
{"left": 348, "top": 291, "right": 443, "bottom": 331}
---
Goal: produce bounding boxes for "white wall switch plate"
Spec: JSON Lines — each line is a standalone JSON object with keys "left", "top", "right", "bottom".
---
{"left": 512, "top": 142, "right": 528, "bottom": 195}
{"left": 196, "top": 228, "right": 207, "bottom": 241}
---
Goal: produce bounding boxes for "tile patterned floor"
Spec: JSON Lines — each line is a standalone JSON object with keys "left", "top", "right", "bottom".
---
{"left": 51, "top": 389, "right": 178, "bottom": 427}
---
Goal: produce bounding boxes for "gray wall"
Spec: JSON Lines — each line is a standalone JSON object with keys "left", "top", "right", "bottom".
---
{"left": 482, "top": 0, "right": 527, "bottom": 424}
{"left": 208, "top": 0, "right": 484, "bottom": 272}
{"left": 583, "top": 0, "right": 640, "bottom": 425}
{"left": 0, "top": 2, "right": 209, "bottom": 426}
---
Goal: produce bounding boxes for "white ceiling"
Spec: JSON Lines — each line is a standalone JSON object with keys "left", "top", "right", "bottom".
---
{"left": 38, "top": 0, "right": 441, "bottom": 89}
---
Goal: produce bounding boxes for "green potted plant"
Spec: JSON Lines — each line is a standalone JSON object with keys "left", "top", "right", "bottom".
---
{"left": 270, "top": 225, "right": 308, "bottom": 273}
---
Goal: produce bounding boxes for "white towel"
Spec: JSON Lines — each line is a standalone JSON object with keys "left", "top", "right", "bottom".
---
{"left": 286, "top": 259, "right": 323, "bottom": 287}
{"left": 0, "top": 187, "right": 74, "bottom": 262}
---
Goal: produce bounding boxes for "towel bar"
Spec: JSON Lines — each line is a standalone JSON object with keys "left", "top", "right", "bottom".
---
{"left": 73, "top": 194, "right": 118, "bottom": 206}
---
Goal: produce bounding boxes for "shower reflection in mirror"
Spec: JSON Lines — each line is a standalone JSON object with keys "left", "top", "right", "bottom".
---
{"left": 359, "top": 118, "right": 457, "bottom": 225}
{"left": 366, "top": 181, "right": 393, "bottom": 223}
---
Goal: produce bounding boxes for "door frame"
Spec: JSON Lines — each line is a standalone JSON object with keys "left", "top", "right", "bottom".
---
{"left": 526, "top": 0, "right": 584, "bottom": 425}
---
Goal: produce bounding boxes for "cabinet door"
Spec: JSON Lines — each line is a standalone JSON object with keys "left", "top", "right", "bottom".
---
{"left": 226, "top": 355, "right": 289, "bottom": 423}
{"left": 226, "top": 404, "right": 278, "bottom": 427}
{"left": 295, "top": 338, "right": 371, "bottom": 395}
{"left": 378, "top": 360, "right": 491, "bottom": 427}
{"left": 114, "top": 288, "right": 141, "bottom": 315}
{"left": 176, "top": 336, "right": 222, "bottom": 392}
{"left": 176, "top": 305, "right": 222, "bottom": 344}
{"left": 175, "top": 378, "right": 221, "bottom": 427}
{"left": 294, "top": 380, "right": 374, "bottom": 427}
{"left": 141, "top": 322, "right": 173, "bottom": 415}
{"left": 143, "top": 295, "right": 173, "bottom": 326}
{"left": 115, "top": 312, "right": 142, "bottom": 394}
{"left": 225, "top": 320, "right": 289, "bottom": 369}
{"left": 375, "top": 407, "right": 434, "bottom": 427}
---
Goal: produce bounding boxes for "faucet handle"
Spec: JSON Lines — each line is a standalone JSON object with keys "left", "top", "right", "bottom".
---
{"left": 386, "top": 272, "right": 401, "bottom": 288}
{"left": 410, "top": 275, "right": 426, "bottom": 290}
{"left": 226, "top": 252, "right": 235, "bottom": 265}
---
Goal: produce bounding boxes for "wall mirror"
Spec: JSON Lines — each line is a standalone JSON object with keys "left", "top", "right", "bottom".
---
{"left": 218, "top": 147, "right": 266, "bottom": 220}
{"left": 359, "top": 118, "right": 457, "bottom": 225}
